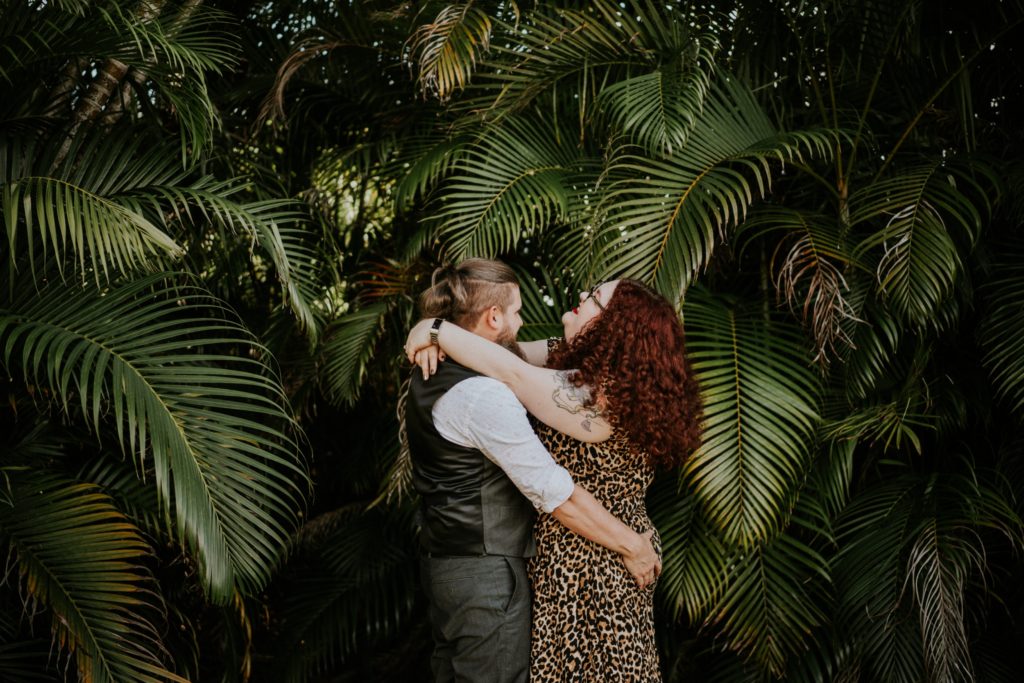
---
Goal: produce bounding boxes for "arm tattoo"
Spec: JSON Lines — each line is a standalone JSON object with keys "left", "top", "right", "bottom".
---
{"left": 552, "top": 371, "right": 603, "bottom": 432}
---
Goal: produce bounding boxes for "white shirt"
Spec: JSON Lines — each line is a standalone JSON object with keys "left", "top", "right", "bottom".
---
{"left": 432, "top": 376, "right": 575, "bottom": 513}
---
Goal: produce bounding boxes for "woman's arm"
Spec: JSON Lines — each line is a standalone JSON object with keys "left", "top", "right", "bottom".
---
{"left": 518, "top": 339, "right": 552, "bottom": 366}
{"left": 406, "top": 320, "right": 611, "bottom": 442}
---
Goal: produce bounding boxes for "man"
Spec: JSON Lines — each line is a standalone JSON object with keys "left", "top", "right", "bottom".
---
{"left": 404, "top": 258, "right": 660, "bottom": 683}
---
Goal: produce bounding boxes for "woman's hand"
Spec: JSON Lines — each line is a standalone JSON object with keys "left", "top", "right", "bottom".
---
{"left": 413, "top": 345, "right": 445, "bottom": 380}
{"left": 404, "top": 318, "right": 436, "bottom": 363}
{"left": 406, "top": 319, "right": 447, "bottom": 380}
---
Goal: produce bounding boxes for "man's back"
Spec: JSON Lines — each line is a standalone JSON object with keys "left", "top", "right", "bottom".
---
{"left": 406, "top": 359, "right": 537, "bottom": 558}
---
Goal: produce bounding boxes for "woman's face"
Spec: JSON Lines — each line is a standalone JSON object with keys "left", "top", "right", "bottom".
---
{"left": 561, "top": 280, "right": 619, "bottom": 342}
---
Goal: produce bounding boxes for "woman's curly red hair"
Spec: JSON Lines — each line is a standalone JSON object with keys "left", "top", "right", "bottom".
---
{"left": 547, "top": 279, "right": 702, "bottom": 469}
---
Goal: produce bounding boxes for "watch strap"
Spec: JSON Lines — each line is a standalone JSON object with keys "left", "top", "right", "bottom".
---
{"left": 429, "top": 318, "right": 444, "bottom": 345}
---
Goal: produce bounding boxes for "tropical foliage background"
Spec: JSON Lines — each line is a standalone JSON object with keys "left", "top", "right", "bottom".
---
{"left": 1, "top": 0, "right": 1023, "bottom": 681}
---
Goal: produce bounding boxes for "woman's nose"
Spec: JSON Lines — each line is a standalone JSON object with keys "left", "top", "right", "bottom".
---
{"left": 579, "top": 291, "right": 587, "bottom": 303}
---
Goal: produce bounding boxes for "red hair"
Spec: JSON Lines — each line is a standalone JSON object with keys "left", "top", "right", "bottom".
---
{"left": 547, "top": 279, "right": 702, "bottom": 469}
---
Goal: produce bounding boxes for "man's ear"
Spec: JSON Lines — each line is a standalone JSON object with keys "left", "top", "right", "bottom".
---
{"left": 484, "top": 305, "right": 503, "bottom": 330}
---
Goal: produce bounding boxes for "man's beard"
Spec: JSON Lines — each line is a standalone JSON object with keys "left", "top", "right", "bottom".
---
{"left": 496, "top": 329, "right": 527, "bottom": 360}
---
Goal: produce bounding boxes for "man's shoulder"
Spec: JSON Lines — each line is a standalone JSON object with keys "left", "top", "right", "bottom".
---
{"left": 444, "top": 374, "right": 516, "bottom": 401}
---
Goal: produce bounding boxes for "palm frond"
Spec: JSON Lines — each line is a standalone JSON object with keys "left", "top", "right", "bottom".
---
{"left": 463, "top": 0, "right": 712, "bottom": 120}
{"left": 805, "top": 438, "right": 856, "bottom": 520}
{"left": 648, "top": 475, "right": 731, "bottom": 621}
{"left": 513, "top": 263, "right": 572, "bottom": 342}
{"left": 979, "top": 242, "right": 1024, "bottom": 416}
{"left": 837, "top": 291, "right": 901, "bottom": 401}
{"left": 823, "top": 401, "right": 934, "bottom": 456}
{"left": 836, "top": 470, "right": 1023, "bottom": 683}
{"left": 270, "top": 504, "right": 420, "bottom": 682}
{"left": 906, "top": 518, "right": 979, "bottom": 682}
{"left": 740, "top": 206, "right": 866, "bottom": 366}
{"left": 834, "top": 474, "right": 924, "bottom": 683}
{"left": 0, "top": 273, "right": 308, "bottom": 603}
{"left": 709, "top": 517, "right": 831, "bottom": 677}
{"left": 598, "top": 75, "right": 837, "bottom": 300}
{"left": 0, "top": 471, "right": 184, "bottom": 683}
{"left": 850, "top": 160, "right": 993, "bottom": 325}
{"left": 320, "top": 303, "right": 389, "bottom": 407}
{"left": 596, "top": 37, "right": 717, "bottom": 156}
{"left": 78, "top": 452, "right": 168, "bottom": 542}
{"left": 682, "top": 288, "right": 821, "bottom": 546}
{"left": 104, "top": 3, "right": 240, "bottom": 153}
{"left": 432, "top": 117, "right": 579, "bottom": 258}
{"left": 88, "top": 3, "right": 239, "bottom": 77}
{"left": 392, "top": 130, "right": 471, "bottom": 211}
{"left": 136, "top": 180, "right": 324, "bottom": 340}
{"left": 0, "top": 4, "right": 74, "bottom": 86}
{"left": 246, "top": 201, "right": 323, "bottom": 341}
{"left": 407, "top": 2, "right": 493, "bottom": 102}
{"left": 2, "top": 132, "right": 184, "bottom": 281}
{"left": 462, "top": 2, "right": 639, "bottom": 118}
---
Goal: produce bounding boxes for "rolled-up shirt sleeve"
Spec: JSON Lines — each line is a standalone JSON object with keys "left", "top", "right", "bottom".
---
{"left": 432, "top": 376, "right": 575, "bottom": 513}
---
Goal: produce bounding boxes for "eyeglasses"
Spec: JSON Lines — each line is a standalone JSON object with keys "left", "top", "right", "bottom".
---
{"left": 581, "top": 282, "right": 606, "bottom": 311}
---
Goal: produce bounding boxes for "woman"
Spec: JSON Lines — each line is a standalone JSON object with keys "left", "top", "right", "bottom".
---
{"left": 406, "top": 279, "right": 702, "bottom": 682}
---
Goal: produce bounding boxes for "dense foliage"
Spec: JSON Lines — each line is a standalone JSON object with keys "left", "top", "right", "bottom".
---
{"left": 2, "top": 1, "right": 1023, "bottom": 681}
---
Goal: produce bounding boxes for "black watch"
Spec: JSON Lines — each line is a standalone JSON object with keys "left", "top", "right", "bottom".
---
{"left": 429, "top": 318, "right": 444, "bottom": 346}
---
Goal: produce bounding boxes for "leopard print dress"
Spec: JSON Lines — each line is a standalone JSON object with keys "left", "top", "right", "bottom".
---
{"left": 528, "top": 424, "right": 662, "bottom": 682}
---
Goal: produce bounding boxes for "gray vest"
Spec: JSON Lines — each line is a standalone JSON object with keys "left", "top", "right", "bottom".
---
{"left": 406, "top": 360, "right": 537, "bottom": 557}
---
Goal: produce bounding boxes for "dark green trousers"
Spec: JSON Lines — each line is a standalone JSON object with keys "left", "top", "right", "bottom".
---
{"left": 420, "top": 555, "right": 530, "bottom": 683}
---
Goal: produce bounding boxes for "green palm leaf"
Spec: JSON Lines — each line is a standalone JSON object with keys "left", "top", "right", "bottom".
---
{"left": 598, "top": 75, "right": 836, "bottom": 300}
{"left": 2, "top": 133, "right": 184, "bottom": 280}
{"left": 102, "top": 3, "right": 238, "bottom": 76}
{"left": 102, "top": 2, "right": 239, "bottom": 153}
{"left": 0, "top": 274, "right": 307, "bottom": 603}
{"left": 392, "top": 130, "right": 471, "bottom": 211}
{"left": 407, "top": 2, "right": 493, "bottom": 102}
{"left": 838, "top": 293, "right": 901, "bottom": 401}
{"left": 270, "top": 504, "right": 419, "bottom": 682}
{"left": 836, "top": 470, "right": 1022, "bottom": 682}
{"left": 709, "top": 517, "right": 831, "bottom": 677}
{"left": 682, "top": 288, "right": 821, "bottom": 545}
{"left": 850, "top": 160, "right": 993, "bottom": 325}
{"left": 321, "top": 302, "right": 389, "bottom": 407}
{"left": 513, "top": 263, "right": 572, "bottom": 341}
{"left": 979, "top": 243, "right": 1024, "bottom": 415}
{"left": 432, "top": 117, "right": 578, "bottom": 258}
{"left": 134, "top": 179, "right": 324, "bottom": 339}
{"left": 465, "top": 0, "right": 706, "bottom": 119}
{"left": 648, "top": 475, "right": 730, "bottom": 621}
{"left": 834, "top": 474, "right": 925, "bottom": 682}
{"left": 0, "top": 471, "right": 184, "bottom": 683}
{"left": 6, "top": 128, "right": 322, "bottom": 337}
{"left": 596, "top": 40, "right": 716, "bottom": 156}
{"left": 464, "top": 2, "right": 637, "bottom": 117}
{"left": 0, "top": 3, "right": 74, "bottom": 86}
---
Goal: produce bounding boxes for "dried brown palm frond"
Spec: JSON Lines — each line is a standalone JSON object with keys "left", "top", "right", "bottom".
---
{"left": 774, "top": 230, "right": 862, "bottom": 368}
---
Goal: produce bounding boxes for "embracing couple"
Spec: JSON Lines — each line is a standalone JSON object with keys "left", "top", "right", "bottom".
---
{"left": 403, "top": 258, "right": 702, "bottom": 682}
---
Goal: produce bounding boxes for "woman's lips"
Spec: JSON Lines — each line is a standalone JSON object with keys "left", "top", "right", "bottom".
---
{"left": 572, "top": 307, "right": 579, "bottom": 314}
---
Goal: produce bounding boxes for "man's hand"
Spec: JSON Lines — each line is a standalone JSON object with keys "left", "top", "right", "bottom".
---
{"left": 622, "top": 530, "right": 660, "bottom": 589}
{"left": 550, "top": 486, "right": 661, "bottom": 589}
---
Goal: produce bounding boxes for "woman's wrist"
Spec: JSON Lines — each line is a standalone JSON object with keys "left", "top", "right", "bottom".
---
{"left": 429, "top": 317, "right": 445, "bottom": 346}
